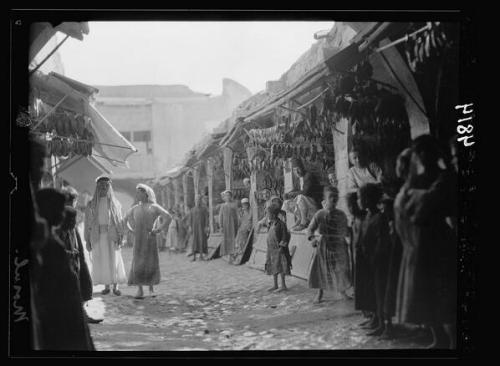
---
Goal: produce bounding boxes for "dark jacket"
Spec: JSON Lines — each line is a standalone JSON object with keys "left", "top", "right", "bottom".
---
{"left": 292, "top": 171, "right": 323, "bottom": 207}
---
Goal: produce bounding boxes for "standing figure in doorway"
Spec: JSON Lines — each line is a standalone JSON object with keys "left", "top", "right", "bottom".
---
{"left": 124, "top": 184, "right": 172, "bottom": 299}
{"left": 189, "top": 195, "right": 210, "bottom": 262}
{"left": 234, "top": 198, "right": 253, "bottom": 259}
{"left": 84, "top": 176, "right": 127, "bottom": 296}
{"left": 218, "top": 190, "right": 239, "bottom": 263}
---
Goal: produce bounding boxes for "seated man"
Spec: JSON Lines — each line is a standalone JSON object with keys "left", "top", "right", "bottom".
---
{"left": 284, "top": 158, "right": 323, "bottom": 231}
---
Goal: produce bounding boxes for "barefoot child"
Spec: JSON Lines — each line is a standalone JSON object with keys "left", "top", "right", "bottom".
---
{"left": 306, "top": 186, "right": 351, "bottom": 303}
{"left": 264, "top": 204, "right": 292, "bottom": 292}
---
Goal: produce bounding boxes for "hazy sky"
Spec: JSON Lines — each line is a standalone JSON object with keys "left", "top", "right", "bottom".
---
{"left": 55, "top": 21, "right": 334, "bottom": 95}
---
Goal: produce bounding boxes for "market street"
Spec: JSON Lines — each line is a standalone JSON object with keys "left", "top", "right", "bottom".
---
{"left": 85, "top": 247, "right": 430, "bottom": 351}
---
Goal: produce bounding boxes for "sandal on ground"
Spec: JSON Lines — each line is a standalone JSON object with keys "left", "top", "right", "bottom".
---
{"left": 113, "top": 289, "right": 121, "bottom": 296}
{"left": 101, "top": 288, "right": 111, "bottom": 295}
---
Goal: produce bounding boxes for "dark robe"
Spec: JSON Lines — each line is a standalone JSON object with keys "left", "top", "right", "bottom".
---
{"left": 265, "top": 219, "right": 292, "bottom": 275}
{"left": 189, "top": 205, "right": 209, "bottom": 254}
{"left": 30, "top": 233, "right": 94, "bottom": 350}
{"left": 290, "top": 171, "right": 323, "bottom": 207}
{"left": 218, "top": 202, "right": 239, "bottom": 257}
{"left": 235, "top": 209, "right": 253, "bottom": 253}
{"left": 354, "top": 211, "right": 383, "bottom": 313}
{"left": 56, "top": 227, "right": 93, "bottom": 302}
{"left": 394, "top": 169, "right": 457, "bottom": 325}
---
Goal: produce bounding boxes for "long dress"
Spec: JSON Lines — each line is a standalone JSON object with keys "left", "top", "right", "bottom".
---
{"left": 218, "top": 202, "right": 239, "bottom": 257}
{"left": 306, "top": 209, "right": 351, "bottom": 292}
{"left": 190, "top": 205, "right": 209, "bottom": 254}
{"left": 394, "top": 169, "right": 457, "bottom": 325}
{"left": 91, "top": 198, "right": 127, "bottom": 285}
{"left": 165, "top": 218, "right": 179, "bottom": 251}
{"left": 177, "top": 215, "right": 188, "bottom": 252}
{"left": 354, "top": 212, "right": 379, "bottom": 312}
{"left": 265, "top": 219, "right": 292, "bottom": 275}
{"left": 235, "top": 209, "right": 253, "bottom": 256}
{"left": 127, "top": 203, "right": 162, "bottom": 286}
{"left": 57, "top": 226, "right": 93, "bottom": 302}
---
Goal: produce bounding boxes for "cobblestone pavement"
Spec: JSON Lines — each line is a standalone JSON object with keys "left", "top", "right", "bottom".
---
{"left": 85, "top": 247, "right": 430, "bottom": 351}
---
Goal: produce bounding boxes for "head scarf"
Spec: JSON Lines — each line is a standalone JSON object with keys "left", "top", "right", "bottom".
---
{"left": 136, "top": 183, "right": 157, "bottom": 204}
{"left": 87, "top": 178, "right": 123, "bottom": 233}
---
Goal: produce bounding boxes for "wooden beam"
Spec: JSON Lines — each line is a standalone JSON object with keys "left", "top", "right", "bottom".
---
{"left": 182, "top": 173, "right": 189, "bottom": 211}
{"left": 206, "top": 159, "right": 215, "bottom": 235}
{"left": 192, "top": 166, "right": 200, "bottom": 198}
{"left": 250, "top": 169, "right": 259, "bottom": 227}
{"left": 223, "top": 147, "right": 233, "bottom": 191}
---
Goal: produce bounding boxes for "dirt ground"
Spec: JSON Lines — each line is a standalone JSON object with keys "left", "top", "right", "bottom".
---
{"left": 85, "top": 247, "right": 430, "bottom": 351}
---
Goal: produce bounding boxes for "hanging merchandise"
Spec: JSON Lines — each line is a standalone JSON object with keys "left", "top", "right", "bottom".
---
{"left": 402, "top": 22, "right": 454, "bottom": 73}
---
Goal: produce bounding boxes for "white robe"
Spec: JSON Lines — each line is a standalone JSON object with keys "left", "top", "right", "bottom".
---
{"left": 90, "top": 198, "right": 127, "bottom": 285}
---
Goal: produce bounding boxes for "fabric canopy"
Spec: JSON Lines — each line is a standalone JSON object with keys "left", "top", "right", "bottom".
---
{"left": 30, "top": 22, "right": 90, "bottom": 64}
{"left": 30, "top": 71, "right": 138, "bottom": 166}
{"left": 219, "top": 22, "right": 397, "bottom": 148}
{"left": 86, "top": 103, "right": 138, "bottom": 167}
{"left": 55, "top": 155, "right": 113, "bottom": 195}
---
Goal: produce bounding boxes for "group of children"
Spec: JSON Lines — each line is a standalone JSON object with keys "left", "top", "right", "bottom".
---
{"left": 256, "top": 134, "right": 457, "bottom": 349}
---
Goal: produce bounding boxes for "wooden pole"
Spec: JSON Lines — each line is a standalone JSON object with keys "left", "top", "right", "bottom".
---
{"left": 223, "top": 147, "right": 233, "bottom": 191}
{"left": 174, "top": 178, "right": 182, "bottom": 207}
{"left": 182, "top": 173, "right": 189, "bottom": 212}
{"left": 206, "top": 159, "right": 215, "bottom": 235}
{"left": 250, "top": 169, "right": 258, "bottom": 227}
{"left": 193, "top": 165, "right": 200, "bottom": 198}
{"left": 283, "top": 158, "right": 295, "bottom": 228}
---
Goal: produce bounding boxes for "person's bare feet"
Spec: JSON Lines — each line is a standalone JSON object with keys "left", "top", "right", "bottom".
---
{"left": 134, "top": 289, "right": 144, "bottom": 299}
{"left": 313, "top": 292, "right": 323, "bottom": 304}
{"left": 367, "top": 326, "right": 385, "bottom": 336}
{"left": 267, "top": 286, "right": 278, "bottom": 292}
{"left": 275, "top": 287, "right": 288, "bottom": 293}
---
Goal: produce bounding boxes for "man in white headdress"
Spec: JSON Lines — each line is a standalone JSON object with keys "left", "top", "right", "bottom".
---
{"left": 84, "top": 175, "right": 127, "bottom": 295}
{"left": 124, "top": 183, "right": 172, "bottom": 299}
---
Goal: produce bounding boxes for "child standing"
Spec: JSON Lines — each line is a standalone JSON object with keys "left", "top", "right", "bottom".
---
{"left": 357, "top": 183, "right": 392, "bottom": 336}
{"left": 264, "top": 204, "right": 292, "bottom": 292}
{"left": 306, "top": 186, "right": 351, "bottom": 304}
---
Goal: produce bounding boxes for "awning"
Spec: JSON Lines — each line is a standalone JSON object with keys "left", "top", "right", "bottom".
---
{"left": 30, "top": 22, "right": 90, "bottom": 64}
{"left": 86, "top": 103, "right": 138, "bottom": 167}
{"left": 164, "top": 165, "right": 188, "bottom": 179}
{"left": 30, "top": 71, "right": 138, "bottom": 166}
{"left": 55, "top": 154, "right": 113, "bottom": 194}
